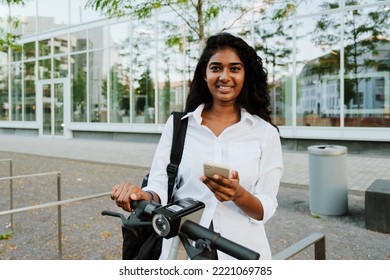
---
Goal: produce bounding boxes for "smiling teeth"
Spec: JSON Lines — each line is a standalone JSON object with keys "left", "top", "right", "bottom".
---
{"left": 219, "top": 86, "right": 232, "bottom": 90}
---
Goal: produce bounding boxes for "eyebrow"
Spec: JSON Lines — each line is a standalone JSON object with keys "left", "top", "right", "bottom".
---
{"left": 208, "top": 62, "right": 243, "bottom": 66}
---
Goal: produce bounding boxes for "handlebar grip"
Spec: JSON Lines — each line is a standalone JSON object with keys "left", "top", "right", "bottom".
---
{"left": 130, "top": 200, "right": 139, "bottom": 209}
{"left": 180, "top": 220, "right": 260, "bottom": 260}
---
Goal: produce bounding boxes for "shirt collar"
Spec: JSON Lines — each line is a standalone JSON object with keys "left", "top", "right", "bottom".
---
{"left": 186, "top": 104, "right": 256, "bottom": 126}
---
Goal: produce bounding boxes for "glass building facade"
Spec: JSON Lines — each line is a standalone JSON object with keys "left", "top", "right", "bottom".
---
{"left": 0, "top": 0, "right": 389, "bottom": 142}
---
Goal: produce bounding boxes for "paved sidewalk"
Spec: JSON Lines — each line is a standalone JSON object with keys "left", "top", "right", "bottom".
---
{"left": 0, "top": 134, "right": 389, "bottom": 192}
{"left": 1, "top": 134, "right": 389, "bottom": 260}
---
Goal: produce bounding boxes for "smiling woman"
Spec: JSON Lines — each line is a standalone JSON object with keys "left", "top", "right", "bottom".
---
{"left": 109, "top": 32, "right": 283, "bottom": 260}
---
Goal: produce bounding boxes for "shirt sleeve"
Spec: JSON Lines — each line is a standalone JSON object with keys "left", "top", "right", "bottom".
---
{"left": 252, "top": 125, "right": 283, "bottom": 224}
{"left": 143, "top": 115, "right": 174, "bottom": 205}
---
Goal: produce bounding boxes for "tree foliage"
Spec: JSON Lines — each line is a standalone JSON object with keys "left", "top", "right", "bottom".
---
{"left": 0, "top": 0, "right": 25, "bottom": 51}
{"left": 86, "top": 0, "right": 298, "bottom": 50}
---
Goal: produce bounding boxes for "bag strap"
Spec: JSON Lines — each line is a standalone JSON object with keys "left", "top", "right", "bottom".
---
{"left": 166, "top": 112, "right": 188, "bottom": 202}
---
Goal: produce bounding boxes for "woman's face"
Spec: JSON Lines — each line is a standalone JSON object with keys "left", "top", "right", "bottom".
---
{"left": 205, "top": 48, "right": 245, "bottom": 105}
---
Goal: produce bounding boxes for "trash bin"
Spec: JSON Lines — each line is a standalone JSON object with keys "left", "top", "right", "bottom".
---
{"left": 308, "top": 145, "right": 348, "bottom": 216}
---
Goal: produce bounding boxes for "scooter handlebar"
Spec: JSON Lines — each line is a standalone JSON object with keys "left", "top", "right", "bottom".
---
{"left": 180, "top": 220, "right": 260, "bottom": 260}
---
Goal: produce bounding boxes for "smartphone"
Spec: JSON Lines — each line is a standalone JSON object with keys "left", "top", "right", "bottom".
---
{"left": 203, "top": 162, "right": 231, "bottom": 178}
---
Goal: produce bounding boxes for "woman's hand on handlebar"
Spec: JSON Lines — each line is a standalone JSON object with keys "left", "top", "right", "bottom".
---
{"left": 111, "top": 182, "right": 151, "bottom": 212}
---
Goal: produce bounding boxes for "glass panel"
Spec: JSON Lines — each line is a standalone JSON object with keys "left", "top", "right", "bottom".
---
{"left": 155, "top": 39, "right": 186, "bottom": 124}
{"left": 110, "top": 47, "right": 131, "bottom": 123}
{"left": 38, "top": 38, "right": 51, "bottom": 57}
{"left": 70, "top": 30, "right": 87, "bottom": 52}
{"left": 110, "top": 22, "right": 131, "bottom": 47}
{"left": 131, "top": 39, "right": 156, "bottom": 124}
{"left": 54, "top": 83, "right": 64, "bottom": 136}
{"left": 24, "top": 42, "right": 35, "bottom": 60}
{"left": 37, "top": 0, "right": 69, "bottom": 33}
{"left": 248, "top": 19, "right": 294, "bottom": 126}
{"left": 54, "top": 34, "right": 69, "bottom": 54}
{"left": 38, "top": 58, "right": 51, "bottom": 79}
{"left": 71, "top": 53, "right": 87, "bottom": 122}
{"left": 89, "top": 26, "right": 108, "bottom": 50}
{"left": 89, "top": 49, "right": 108, "bottom": 122}
{"left": 42, "top": 84, "right": 51, "bottom": 135}
{"left": 24, "top": 61, "right": 36, "bottom": 121}
{"left": 11, "top": 48, "right": 22, "bottom": 62}
{"left": 296, "top": 12, "right": 342, "bottom": 127}
{"left": 0, "top": 59, "right": 9, "bottom": 121}
{"left": 154, "top": 12, "right": 190, "bottom": 123}
{"left": 343, "top": 5, "right": 390, "bottom": 127}
{"left": 53, "top": 55, "right": 68, "bottom": 78}
{"left": 11, "top": 63, "right": 22, "bottom": 121}
{"left": 296, "top": 0, "right": 324, "bottom": 16}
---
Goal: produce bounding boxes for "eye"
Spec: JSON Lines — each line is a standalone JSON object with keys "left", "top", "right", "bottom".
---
{"left": 210, "top": 65, "right": 221, "bottom": 72}
{"left": 231, "top": 66, "right": 242, "bottom": 72}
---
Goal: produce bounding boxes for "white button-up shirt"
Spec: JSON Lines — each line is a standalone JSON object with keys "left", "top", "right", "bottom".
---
{"left": 145, "top": 104, "right": 283, "bottom": 260}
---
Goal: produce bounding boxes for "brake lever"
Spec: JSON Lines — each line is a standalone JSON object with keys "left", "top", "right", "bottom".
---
{"left": 102, "top": 198, "right": 161, "bottom": 232}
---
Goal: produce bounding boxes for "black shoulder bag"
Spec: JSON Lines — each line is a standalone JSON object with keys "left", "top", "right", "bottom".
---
{"left": 122, "top": 112, "right": 188, "bottom": 260}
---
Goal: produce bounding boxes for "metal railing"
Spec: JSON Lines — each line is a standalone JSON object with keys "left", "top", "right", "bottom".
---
{"left": 0, "top": 190, "right": 111, "bottom": 259}
{"left": 272, "top": 232, "right": 326, "bottom": 260}
{"left": 0, "top": 159, "right": 13, "bottom": 229}
{"left": 0, "top": 171, "right": 61, "bottom": 230}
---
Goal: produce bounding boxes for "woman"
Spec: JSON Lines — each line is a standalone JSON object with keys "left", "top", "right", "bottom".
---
{"left": 112, "top": 32, "right": 283, "bottom": 260}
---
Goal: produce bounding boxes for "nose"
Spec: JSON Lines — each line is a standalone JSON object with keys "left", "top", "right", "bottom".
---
{"left": 219, "top": 68, "right": 230, "bottom": 81}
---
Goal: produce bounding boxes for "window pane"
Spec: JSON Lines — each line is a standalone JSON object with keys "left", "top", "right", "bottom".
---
{"left": 155, "top": 39, "right": 186, "bottom": 124}
{"left": 110, "top": 47, "right": 130, "bottom": 123}
{"left": 54, "top": 34, "right": 68, "bottom": 54}
{"left": 131, "top": 39, "right": 156, "bottom": 124}
{"left": 0, "top": 57, "right": 9, "bottom": 121}
{"left": 11, "top": 63, "right": 22, "bottom": 121}
{"left": 53, "top": 55, "right": 68, "bottom": 78}
{"left": 11, "top": 48, "right": 22, "bottom": 62}
{"left": 42, "top": 84, "right": 51, "bottom": 135}
{"left": 297, "top": 12, "right": 342, "bottom": 127}
{"left": 110, "top": 22, "right": 131, "bottom": 47}
{"left": 89, "top": 50, "right": 108, "bottom": 122}
{"left": 71, "top": 53, "right": 87, "bottom": 122}
{"left": 89, "top": 26, "right": 108, "bottom": 50}
{"left": 70, "top": 30, "right": 87, "bottom": 52}
{"left": 249, "top": 19, "right": 294, "bottom": 126}
{"left": 296, "top": 0, "right": 324, "bottom": 16}
{"left": 54, "top": 83, "right": 64, "bottom": 136}
{"left": 343, "top": 5, "right": 390, "bottom": 127}
{"left": 24, "top": 42, "right": 35, "bottom": 60}
{"left": 38, "top": 39, "right": 51, "bottom": 57}
{"left": 24, "top": 61, "right": 36, "bottom": 121}
{"left": 38, "top": 58, "right": 51, "bottom": 79}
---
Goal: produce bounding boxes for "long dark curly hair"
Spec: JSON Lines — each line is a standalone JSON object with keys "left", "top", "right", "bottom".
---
{"left": 185, "top": 32, "right": 273, "bottom": 124}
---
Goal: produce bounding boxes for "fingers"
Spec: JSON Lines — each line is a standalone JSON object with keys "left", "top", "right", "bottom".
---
{"left": 111, "top": 182, "right": 141, "bottom": 212}
{"left": 200, "top": 170, "right": 241, "bottom": 202}
{"left": 201, "top": 176, "right": 233, "bottom": 201}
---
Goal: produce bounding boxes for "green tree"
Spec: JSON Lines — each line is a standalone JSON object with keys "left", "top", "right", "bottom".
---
{"left": 86, "top": 0, "right": 299, "bottom": 50}
{"left": 0, "top": 0, "right": 25, "bottom": 52}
